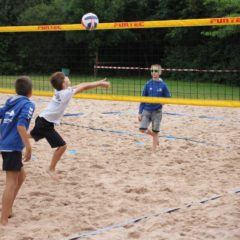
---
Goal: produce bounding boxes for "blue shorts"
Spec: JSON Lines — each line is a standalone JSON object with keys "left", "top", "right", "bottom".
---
{"left": 1, "top": 151, "right": 23, "bottom": 171}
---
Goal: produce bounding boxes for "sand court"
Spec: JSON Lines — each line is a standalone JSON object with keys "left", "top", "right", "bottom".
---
{"left": 0, "top": 94, "right": 239, "bottom": 240}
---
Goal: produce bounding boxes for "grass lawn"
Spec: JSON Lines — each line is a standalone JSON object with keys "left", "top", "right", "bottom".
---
{"left": 0, "top": 74, "right": 239, "bottom": 100}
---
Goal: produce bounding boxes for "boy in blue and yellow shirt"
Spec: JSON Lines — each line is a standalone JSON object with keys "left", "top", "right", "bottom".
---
{"left": 0, "top": 76, "right": 35, "bottom": 225}
{"left": 138, "top": 64, "right": 171, "bottom": 154}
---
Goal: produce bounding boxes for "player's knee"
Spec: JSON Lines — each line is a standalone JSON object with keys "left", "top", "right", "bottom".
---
{"left": 139, "top": 129, "right": 146, "bottom": 133}
{"left": 59, "top": 144, "right": 67, "bottom": 152}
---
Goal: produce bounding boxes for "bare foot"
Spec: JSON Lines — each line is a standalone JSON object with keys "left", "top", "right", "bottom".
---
{"left": 8, "top": 212, "right": 14, "bottom": 218}
{"left": 47, "top": 169, "right": 60, "bottom": 181}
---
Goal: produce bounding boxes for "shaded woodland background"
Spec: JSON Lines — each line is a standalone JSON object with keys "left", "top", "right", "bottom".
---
{"left": 0, "top": 0, "right": 239, "bottom": 85}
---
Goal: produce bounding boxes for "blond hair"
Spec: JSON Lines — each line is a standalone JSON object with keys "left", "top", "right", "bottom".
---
{"left": 150, "top": 64, "right": 162, "bottom": 74}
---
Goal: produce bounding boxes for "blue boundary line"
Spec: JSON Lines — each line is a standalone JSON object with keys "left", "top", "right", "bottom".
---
{"left": 0, "top": 105, "right": 229, "bottom": 147}
{"left": 1, "top": 101, "right": 239, "bottom": 122}
{"left": 61, "top": 109, "right": 239, "bottom": 123}
{"left": 100, "top": 110, "right": 229, "bottom": 121}
{"left": 65, "top": 187, "right": 240, "bottom": 240}
{"left": 61, "top": 122, "right": 222, "bottom": 147}
{"left": 100, "top": 110, "right": 240, "bottom": 123}
{"left": 64, "top": 113, "right": 85, "bottom": 117}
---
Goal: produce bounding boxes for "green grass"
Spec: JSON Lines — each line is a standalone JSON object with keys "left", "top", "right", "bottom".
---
{"left": 0, "top": 74, "right": 239, "bottom": 100}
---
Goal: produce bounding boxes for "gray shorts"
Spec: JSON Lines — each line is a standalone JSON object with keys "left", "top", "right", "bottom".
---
{"left": 139, "top": 109, "right": 162, "bottom": 132}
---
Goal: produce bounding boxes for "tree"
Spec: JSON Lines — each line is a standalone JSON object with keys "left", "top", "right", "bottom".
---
{"left": 0, "top": 0, "right": 52, "bottom": 73}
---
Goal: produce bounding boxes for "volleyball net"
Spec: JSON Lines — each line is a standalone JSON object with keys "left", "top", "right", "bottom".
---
{"left": 0, "top": 17, "right": 240, "bottom": 107}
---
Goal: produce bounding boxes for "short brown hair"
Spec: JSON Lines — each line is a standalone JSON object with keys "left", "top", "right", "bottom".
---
{"left": 50, "top": 72, "right": 65, "bottom": 90}
{"left": 15, "top": 76, "right": 32, "bottom": 96}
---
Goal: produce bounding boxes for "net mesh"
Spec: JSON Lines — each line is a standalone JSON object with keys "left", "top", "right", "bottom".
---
{"left": 0, "top": 19, "right": 239, "bottom": 105}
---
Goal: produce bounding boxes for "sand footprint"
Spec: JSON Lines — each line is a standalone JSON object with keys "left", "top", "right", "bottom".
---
{"left": 128, "top": 231, "right": 141, "bottom": 239}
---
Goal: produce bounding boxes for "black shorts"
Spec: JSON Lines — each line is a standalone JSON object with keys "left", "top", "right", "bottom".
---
{"left": 30, "top": 116, "right": 66, "bottom": 148}
{"left": 1, "top": 151, "right": 23, "bottom": 171}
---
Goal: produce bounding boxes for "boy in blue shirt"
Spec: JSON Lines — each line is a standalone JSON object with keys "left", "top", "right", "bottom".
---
{"left": 138, "top": 64, "right": 171, "bottom": 154}
{"left": 0, "top": 77, "right": 35, "bottom": 225}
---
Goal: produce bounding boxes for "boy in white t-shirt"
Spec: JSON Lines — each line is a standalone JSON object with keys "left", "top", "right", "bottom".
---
{"left": 30, "top": 72, "right": 110, "bottom": 180}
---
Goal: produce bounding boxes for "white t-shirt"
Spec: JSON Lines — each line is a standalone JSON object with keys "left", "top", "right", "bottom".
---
{"left": 39, "top": 87, "right": 76, "bottom": 124}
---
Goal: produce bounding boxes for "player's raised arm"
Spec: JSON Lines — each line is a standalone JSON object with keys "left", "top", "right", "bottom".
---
{"left": 73, "top": 78, "right": 110, "bottom": 94}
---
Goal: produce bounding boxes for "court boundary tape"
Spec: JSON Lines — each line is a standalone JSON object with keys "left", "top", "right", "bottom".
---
{"left": 1, "top": 100, "right": 237, "bottom": 122}
{"left": 61, "top": 109, "right": 240, "bottom": 123}
{"left": 25, "top": 114, "right": 222, "bottom": 148}
{"left": 0, "top": 101, "right": 238, "bottom": 123}
{"left": 0, "top": 101, "right": 234, "bottom": 147}
{"left": 101, "top": 110, "right": 240, "bottom": 123}
{"left": 65, "top": 187, "right": 240, "bottom": 240}
{"left": 61, "top": 122, "right": 222, "bottom": 148}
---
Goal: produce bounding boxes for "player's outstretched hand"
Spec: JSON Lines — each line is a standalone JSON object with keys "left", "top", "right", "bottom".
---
{"left": 99, "top": 78, "right": 111, "bottom": 88}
